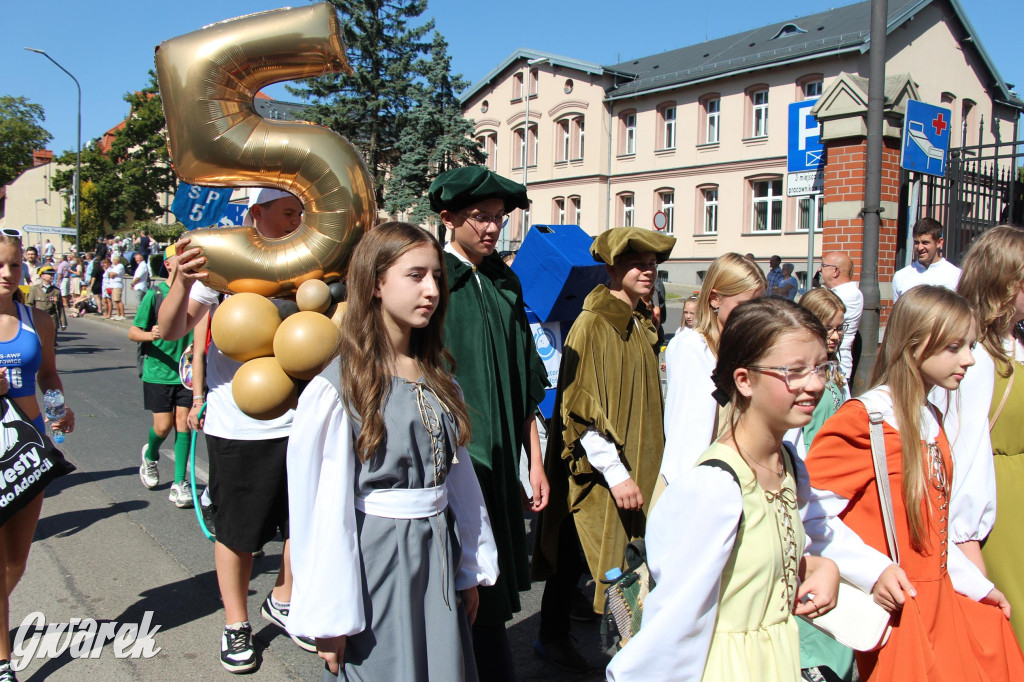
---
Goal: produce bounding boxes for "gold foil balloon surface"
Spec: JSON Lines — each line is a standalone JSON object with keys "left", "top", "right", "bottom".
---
{"left": 210, "top": 293, "right": 281, "bottom": 363}
{"left": 154, "top": 3, "right": 375, "bottom": 296}
{"left": 274, "top": 311, "right": 342, "bottom": 380}
{"left": 232, "top": 357, "right": 298, "bottom": 420}
{"left": 295, "top": 279, "right": 332, "bottom": 314}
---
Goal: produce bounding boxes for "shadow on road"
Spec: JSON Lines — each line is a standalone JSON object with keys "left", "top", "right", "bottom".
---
{"left": 35, "top": 500, "right": 148, "bottom": 541}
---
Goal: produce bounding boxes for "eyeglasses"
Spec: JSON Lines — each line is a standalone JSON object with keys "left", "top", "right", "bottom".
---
{"left": 824, "top": 323, "right": 850, "bottom": 335}
{"left": 819, "top": 263, "right": 840, "bottom": 275}
{"left": 1, "top": 229, "right": 22, "bottom": 240}
{"left": 748, "top": 361, "right": 839, "bottom": 390}
{"left": 458, "top": 211, "right": 510, "bottom": 231}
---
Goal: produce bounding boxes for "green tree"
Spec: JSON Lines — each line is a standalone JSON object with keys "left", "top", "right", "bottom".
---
{"left": 0, "top": 96, "right": 53, "bottom": 187}
{"left": 289, "top": 0, "right": 434, "bottom": 204}
{"left": 385, "top": 31, "right": 484, "bottom": 231}
{"left": 53, "top": 72, "right": 174, "bottom": 231}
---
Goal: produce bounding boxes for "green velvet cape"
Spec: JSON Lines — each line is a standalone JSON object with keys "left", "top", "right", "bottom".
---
{"left": 443, "top": 250, "right": 548, "bottom": 625}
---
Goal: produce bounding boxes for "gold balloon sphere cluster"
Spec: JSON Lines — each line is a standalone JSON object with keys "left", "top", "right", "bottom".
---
{"left": 212, "top": 282, "right": 345, "bottom": 420}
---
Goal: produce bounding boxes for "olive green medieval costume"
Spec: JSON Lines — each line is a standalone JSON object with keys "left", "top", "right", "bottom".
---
{"left": 429, "top": 167, "right": 549, "bottom": 627}
{"left": 532, "top": 228, "right": 675, "bottom": 623}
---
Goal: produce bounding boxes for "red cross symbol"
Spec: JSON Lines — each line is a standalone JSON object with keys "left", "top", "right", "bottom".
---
{"left": 932, "top": 113, "right": 948, "bottom": 136}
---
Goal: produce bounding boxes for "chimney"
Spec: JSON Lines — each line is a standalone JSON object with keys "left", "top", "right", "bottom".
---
{"left": 33, "top": 150, "right": 54, "bottom": 166}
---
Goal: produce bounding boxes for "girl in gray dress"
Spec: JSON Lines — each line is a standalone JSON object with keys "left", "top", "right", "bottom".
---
{"left": 287, "top": 222, "right": 499, "bottom": 681}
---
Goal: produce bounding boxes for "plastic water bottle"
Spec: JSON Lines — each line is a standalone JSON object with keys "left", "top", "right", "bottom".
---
{"left": 43, "top": 389, "right": 66, "bottom": 444}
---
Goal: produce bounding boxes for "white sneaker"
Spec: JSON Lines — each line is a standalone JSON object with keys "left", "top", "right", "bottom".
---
{"left": 169, "top": 482, "right": 194, "bottom": 509}
{"left": 139, "top": 446, "right": 159, "bottom": 489}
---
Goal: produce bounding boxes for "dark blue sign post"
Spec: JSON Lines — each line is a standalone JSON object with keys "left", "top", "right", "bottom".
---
{"left": 901, "top": 99, "right": 952, "bottom": 177}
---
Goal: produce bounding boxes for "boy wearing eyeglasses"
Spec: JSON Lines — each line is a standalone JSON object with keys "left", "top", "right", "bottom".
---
{"left": 428, "top": 166, "right": 549, "bottom": 681}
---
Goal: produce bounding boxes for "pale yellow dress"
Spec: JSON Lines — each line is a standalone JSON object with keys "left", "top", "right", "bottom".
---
{"left": 699, "top": 442, "right": 804, "bottom": 682}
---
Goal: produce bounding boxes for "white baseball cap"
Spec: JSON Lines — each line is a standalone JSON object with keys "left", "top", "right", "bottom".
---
{"left": 242, "top": 188, "right": 299, "bottom": 226}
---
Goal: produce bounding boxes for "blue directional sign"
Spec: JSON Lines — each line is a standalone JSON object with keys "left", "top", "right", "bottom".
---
{"left": 901, "top": 99, "right": 951, "bottom": 177}
{"left": 219, "top": 204, "right": 248, "bottom": 227}
{"left": 170, "top": 183, "right": 233, "bottom": 230}
{"left": 788, "top": 99, "right": 824, "bottom": 173}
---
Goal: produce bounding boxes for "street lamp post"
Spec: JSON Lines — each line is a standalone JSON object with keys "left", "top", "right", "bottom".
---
{"left": 25, "top": 47, "right": 80, "bottom": 254}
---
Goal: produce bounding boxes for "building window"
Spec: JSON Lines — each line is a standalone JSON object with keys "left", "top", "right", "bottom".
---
{"left": 513, "top": 124, "right": 538, "bottom": 169}
{"left": 751, "top": 178, "right": 783, "bottom": 231}
{"left": 477, "top": 132, "right": 497, "bottom": 171}
{"left": 529, "top": 69, "right": 538, "bottom": 97}
{"left": 557, "top": 119, "right": 570, "bottom": 162}
{"left": 702, "top": 96, "right": 720, "bottom": 144}
{"left": 620, "top": 111, "right": 637, "bottom": 155}
{"left": 512, "top": 72, "right": 524, "bottom": 100}
{"left": 619, "top": 193, "right": 635, "bottom": 227}
{"left": 703, "top": 188, "right": 719, "bottom": 234}
{"left": 570, "top": 196, "right": 582, "bottom": 226}
{"left": 962, "top": 99, "right": 977, "bottom": 146}
{"left": 523, "top": 201, "right": 532, "bottom": 233}
{"left": 553, "top": 197, "right": 566, "bottom": 224}
{"left": 659, "top": 104, "right": 677, "bottom": 150}
{"left": 804, "top": 80, "right": 823, "bottom": 98}
{"left": 796, "top": 194, "right": 823, "bottom": 232}
{"left": 751, "top": 89, "right": 769, "bottom": 137}
{"left": 574, "top": 117, "right": 585, "bottom": 160}
{"left": 658, "top": 190, "right": 675, "bottom": 235}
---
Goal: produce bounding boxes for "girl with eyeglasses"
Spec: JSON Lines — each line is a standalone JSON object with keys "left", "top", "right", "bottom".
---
{"left": 609, "top": 296, "right": 839, "bottom": 681}
{"left": 803, "top": 285, "right": 1024, "bottom": 681}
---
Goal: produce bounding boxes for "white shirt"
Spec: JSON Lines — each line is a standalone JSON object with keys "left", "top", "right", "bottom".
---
{"left": 286, "top": 358, "right": 499, "bottom": 639}
{"left": 190, "top": 281, "right": 294, "bottom": 439}
{"left": 106, "top": 263, "right": 125, "bottom": 289}
{"left": 829, "top": 281, "right": 863, "bottom": 380}
{"left": 132, "top": 261, "right": 150, "bottom": 291}
{"left": 661, "top": 327, "right": 718, "bottom": 484}
{"left": 891, "top": 259, "right": 962, "bottom": 301}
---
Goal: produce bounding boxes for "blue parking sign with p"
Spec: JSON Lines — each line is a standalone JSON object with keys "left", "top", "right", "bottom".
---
{"left": 788, "top": 100, "right": 824, "bottom": 173}
{"left": 171, "top": 183, "right": 233, "bottom": 230}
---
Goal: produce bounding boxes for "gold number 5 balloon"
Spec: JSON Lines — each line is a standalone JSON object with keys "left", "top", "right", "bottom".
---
{"left": 155, "top": 3, "right": 375, "bottom": 296}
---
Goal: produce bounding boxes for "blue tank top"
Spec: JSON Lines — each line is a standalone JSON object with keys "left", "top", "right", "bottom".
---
{"left": 0, "top": 303, "right": 43, "bottom": 399}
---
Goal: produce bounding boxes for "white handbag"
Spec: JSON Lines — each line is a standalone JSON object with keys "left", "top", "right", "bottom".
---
{"left": 801, "top": 409, "right": 898, "bottom": 652}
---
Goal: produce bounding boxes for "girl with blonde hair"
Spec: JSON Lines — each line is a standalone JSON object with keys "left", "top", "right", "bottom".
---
{"left": 286, "top": 222, "right": 498, "bottom": 680}
{"left": 949, "top": 224, "right": 1024, "bottom": 648}
{"left": 804, "top": 285, "right": 1024, "bottom": 681}
{"left": 662, "top": 252, "right": 766, "bottom": 483}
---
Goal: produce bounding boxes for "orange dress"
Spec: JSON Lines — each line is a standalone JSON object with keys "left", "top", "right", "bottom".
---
{"left": 806, "top": 401, "right": 1024, "bottom": 681}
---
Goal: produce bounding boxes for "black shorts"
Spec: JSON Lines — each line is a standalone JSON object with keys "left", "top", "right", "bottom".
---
{"left": 206, "top": 434, "right": 289, "bottom": 552}
{"left": 143, "top": 382, "right": 191, "bottom": 413}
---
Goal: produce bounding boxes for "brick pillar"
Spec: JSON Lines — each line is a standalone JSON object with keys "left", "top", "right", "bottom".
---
{"left": 821, "top": 137, "right": 902, "bottom": 325}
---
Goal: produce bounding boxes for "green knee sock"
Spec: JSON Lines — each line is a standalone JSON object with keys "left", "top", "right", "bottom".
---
{"left": 147, "top": 428, "right": 166, "bottom": 462}
{"left": 174, "top": 431, "right": 190, "bottom": 484}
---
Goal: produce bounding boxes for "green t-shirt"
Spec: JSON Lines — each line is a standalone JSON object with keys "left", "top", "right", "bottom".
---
{"left": 132, "top": 282, "right": 193, "bottom": 385}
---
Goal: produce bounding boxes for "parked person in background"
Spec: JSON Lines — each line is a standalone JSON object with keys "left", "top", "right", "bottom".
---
{"left": 130, "top": 245, "right": 194, "bottom": 508}
{"left": 891, "top": 217, "right": 962, "bottom": 301}
{"left": 131, "top": 253, "right": 151, "bottom": 309}
{"left": 24, "top": 265, "right": 64, "bottom": 345}
{"left": 776, "top": 263, "right": 799, "bottom": 301}
{"left": 70, "top": 255, "right": 84, "bottom": 300}
{"left": 42, "top": 239, "right": 55, "bottom": 262}
{"left": 21, "top": 247, "right": 40, "bottom": 286}
{"left": 681, "top": 294, "right": 698, "bottom": 329}
{"left": 100, "top": 258, "right": 114, "bottom": 319}
{"left": 135, "top": 230, "right": 152, "bottom": 261}
{"left": 55, "top": 256, "right": 72, "bottom": 309}
{"left": 662, "top": 253, "right": 766, "bottom": 484}
{"left": 533, "top": 227, "right": 675, "bottom": 673}
{"left": 766, "top": 254, "right": 784, "bottom": 296}
{"left": 818, "top": 252, "right": 863, "bottom": 383}
{"left": 87, "top": 255, "right": 103, "bottom": 312}
{"left": 106, "top": 255, "right": 126, "bottom": 321}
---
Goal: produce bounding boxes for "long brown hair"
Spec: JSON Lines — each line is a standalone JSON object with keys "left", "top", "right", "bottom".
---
{"left": 339, "top": 222, "right": 471, "bottom": 461}
{"left": 695, "top": 253, "right": 767, "bottom": 355}
{"left": 870, "top": 285, "right": 974, "bottom": 551}
{"left": 957, "top": 225, "right": 1024, "bottom": 377}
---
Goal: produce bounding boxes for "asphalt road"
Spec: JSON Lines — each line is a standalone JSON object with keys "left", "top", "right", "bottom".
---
{"left": 9, "top": 313, "right": 613, "bottom": 681}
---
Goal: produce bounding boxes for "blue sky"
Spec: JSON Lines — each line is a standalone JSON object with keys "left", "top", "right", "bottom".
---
{"left": 2, "top": 0, "right": 1021, "bottom": 157}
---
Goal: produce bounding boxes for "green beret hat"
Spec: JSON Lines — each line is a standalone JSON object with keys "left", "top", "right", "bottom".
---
{"left": 591, "top": 227, "right": 676, "bottom": 265}
{"left": 428, "top": 166, "right": 529, "bottom": 214}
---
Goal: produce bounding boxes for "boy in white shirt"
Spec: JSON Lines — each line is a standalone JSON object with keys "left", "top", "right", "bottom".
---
{"left": 891, "top": 217, "right": 961, "bottom": 301}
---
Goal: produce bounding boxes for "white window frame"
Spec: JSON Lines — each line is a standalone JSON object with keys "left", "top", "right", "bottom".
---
{"left": 514, "top": 128, "right": 526, "bottom": 169}
{"left": 554, "top": 197, "right": 566, "bottom": 225}
{"left": 804, "top": 80, "right": 823, "bottom": 98}
{"left": 659, "top": 191, "right": 675, "bottom": 235}
{"left": 574, "top": 117, "right": 585, "bottom": 160}
{"left": 752, "top": 89, "right": 769, "bottom": 138}
{"left": 706, "top": 98, "right": 720, "bottom": 144}
{"left": 751, "top": 179, "right": 783, "bottom": 232}
{"left": 621, "top": 194, "right": 635, "bottom": 227}
{"left": 558, "top": 119, "right": 570, "bottom": 162}
{"left": 571, "top": 196, "right": 581, "bottom": 226}
{"left": 624, "top": 113, "right": 636, "bottom": 155}
{"left": 795, "top": 193, "right": 824, "bottom": 233}
{"left": 703, "top": 188, "right": 719, "bottom": 234}
{"left": 663, "top": 106, "right": 677, "bottom": 149}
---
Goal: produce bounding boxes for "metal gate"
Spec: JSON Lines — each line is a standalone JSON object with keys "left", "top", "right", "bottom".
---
{"left": 913, "top": 117, "right": 1023, "bottom": 264}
